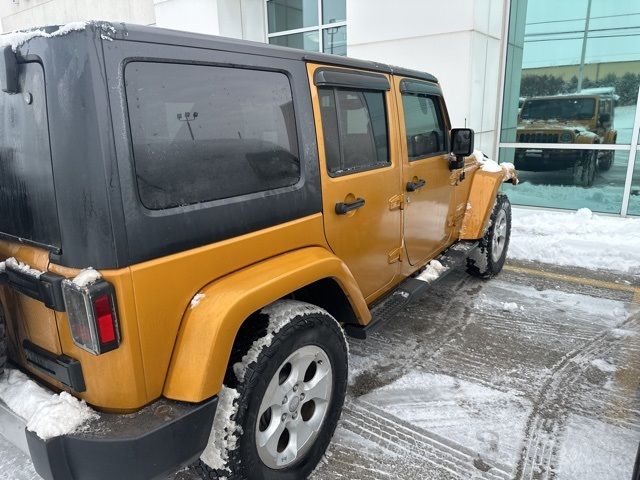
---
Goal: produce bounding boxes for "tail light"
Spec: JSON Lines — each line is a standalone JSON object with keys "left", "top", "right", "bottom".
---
{"left": 61, "top": 279, "right": 120, "bottom": 355}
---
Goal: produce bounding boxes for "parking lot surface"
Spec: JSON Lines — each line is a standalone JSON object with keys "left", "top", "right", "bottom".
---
{"left": 2, "top": 261, "right": 639, "bottom": 480}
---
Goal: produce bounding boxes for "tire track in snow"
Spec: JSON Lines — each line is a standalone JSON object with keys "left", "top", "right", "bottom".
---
{"left": 514, "top": 315, "right": 640, "bottom": 480}
{"left": 342, "top": 399, "right": 513, "bottom": 480}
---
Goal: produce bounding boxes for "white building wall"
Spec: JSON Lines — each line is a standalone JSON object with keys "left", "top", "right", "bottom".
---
{"left": 0, "top": 0, "right": 155, "bottom": 33}
{"left": 154, "top": 0, "right": 220, "bottom": 35}
{"left": 346, "top": 0, "right": 507, "bottom": 155}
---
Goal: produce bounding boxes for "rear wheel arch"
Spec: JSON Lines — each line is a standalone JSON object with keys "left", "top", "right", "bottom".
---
{"left": 163, "top": 247, "right": 368, "bottom": 402}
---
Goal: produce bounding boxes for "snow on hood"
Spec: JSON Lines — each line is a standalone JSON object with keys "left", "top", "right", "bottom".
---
{"left": 0, "top": 369, "right": 98, "bottom": 440}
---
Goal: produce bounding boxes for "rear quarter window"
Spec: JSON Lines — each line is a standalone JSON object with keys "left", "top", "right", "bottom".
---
{"left": 125, "top": 62, "right": 300, "bottom": 210}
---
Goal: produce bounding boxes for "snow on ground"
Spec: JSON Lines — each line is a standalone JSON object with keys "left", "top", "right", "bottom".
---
{"left": 0, "top": 369, "right": 97, "bottom": 440}
{"left": 509, "top": 207, "right": 640, "bottom": 274}
{"left": 557, "top": 414, "right": 637, "bottom": 480}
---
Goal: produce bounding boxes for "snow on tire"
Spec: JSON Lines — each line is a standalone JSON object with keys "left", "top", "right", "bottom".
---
{"left": 192, "top": 300, "right": 348, "bottom": 480}
{"left": 466, "top": 194, "right": 512, "bottom": 279}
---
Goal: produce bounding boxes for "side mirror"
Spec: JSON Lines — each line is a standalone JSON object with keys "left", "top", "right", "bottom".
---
{"left": 449, "top": 128, "right": 474, "bottom": 169}
{"left": 0, "top": 46, "right": 19, "bottom": 94}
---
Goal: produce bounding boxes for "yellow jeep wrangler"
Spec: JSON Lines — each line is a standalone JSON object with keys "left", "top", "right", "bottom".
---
{"left": 0, "top": 22, "right": 516, "bottom": 480}
{"left": 515, "top": 88, "right": 617, "bottom": 186}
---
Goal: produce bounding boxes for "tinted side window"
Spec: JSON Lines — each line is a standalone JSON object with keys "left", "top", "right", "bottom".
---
{"left": 318, "top": 88, "right": 389, "bottom": 176}
{"left": 401, "top": 94, "right": 446, "bottom": 160}
{"left": 126, "top": 62, "right": 300, "bottom": 210}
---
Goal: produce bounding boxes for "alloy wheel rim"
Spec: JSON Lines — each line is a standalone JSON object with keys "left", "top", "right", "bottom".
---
{"left": 491, "top": 209, "right": 507, "bottom": 262}
{"left": 255, "top": 345, "right": 333, "bottom": 469}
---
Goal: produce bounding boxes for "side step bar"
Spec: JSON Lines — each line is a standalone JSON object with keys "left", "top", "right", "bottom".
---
{"left": 344, "top": 241, "right": 478, "bottom": 339}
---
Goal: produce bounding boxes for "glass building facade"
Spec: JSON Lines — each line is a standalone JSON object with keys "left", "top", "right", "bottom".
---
{"left": 499, "top": 0, "right": 640, "bottom": 216}
{"left": 266, "top": 0, "right": 347, "bottom": 55}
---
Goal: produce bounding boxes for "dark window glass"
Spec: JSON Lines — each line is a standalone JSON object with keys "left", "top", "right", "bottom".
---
{"left": 520, "top": 97, "right": 596, "bottom": 121}
{"left": 125, "top": 63, "right": 300, "bottom": 210}
{"left": 267, "top": 0, "right": 318, "bottom": 33}
{"left": 401, "top": 94, "right": 446, "bottom": 159}
{"left": 269, "top": 30, "right": 319, "bottom": 51}
{"left": 322, "top": 0, "right": 346, "bottom": 24}
{"left": 318, "top": 88, "right": 389, "bottom": 176}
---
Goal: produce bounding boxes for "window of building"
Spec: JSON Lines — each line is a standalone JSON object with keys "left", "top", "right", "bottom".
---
{"left": 318, "top": 88, "right": 389, "bottom": 176}
{"left": 266, "top": 0, "right": 347, "bottom": 55}
{"left": 125, "top": 62, "right": 300, "bottom": 210}
{"left": 499, "top": 0, "right": 640, "bottom": 216}
{"left": 401, "top": 94, "right": 447, "bottom": 159}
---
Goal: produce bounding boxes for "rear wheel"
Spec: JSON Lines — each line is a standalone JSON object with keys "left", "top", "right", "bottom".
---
{"left": 192, "top": 300, "right": 348, "bottom": 480}
{"left": 467, "top": 195, "right": 511, "bottom": 279}
{"left": 598, "top": 151, "right": 614, "bottom": 172}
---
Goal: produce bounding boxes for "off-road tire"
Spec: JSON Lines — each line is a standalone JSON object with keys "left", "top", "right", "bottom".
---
{"left": 598, "top": 151, "right": 614, "bottom": 172}
{"left": 573, "top": 150, "right": 597, "bottom": 187}
{"left": 191, "top": 301, "right": 348, "bottom": 480}
{"left": 466, "top": 194, "right": 511, "bottom": 279}
{"left": 0, "top": 305, "right": 6, "bottom": 376}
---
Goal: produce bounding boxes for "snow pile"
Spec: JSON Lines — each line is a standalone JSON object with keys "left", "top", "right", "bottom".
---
{"left": 0, "top": 22, "right": 87, "bottom": 52}
{"left": 233, "top": 300, "right": 329, "bottom": 382}
{"left": 4, "top": 257, "right": 43, "bottom": 278}
{"left": 71, "top": 268, "right": 102, "bottom": 287}
{"left": 509, "top": 207, "right": 640, "bottom": 274}
{"left": 0, "top": 369, "right": 98, "bottom": 440}
{"left": 200, "top": 386, "right": 241, "bottom": 471}
{"left": 415, "top": 259, "right": 448, "bottom": 282}
{"left": 190, "top": 293, "right": 205, "bottom": 309}
{"left": 501, "top": 302, "right": 519, "bottom": 312}
{"left": 590, "top": 359, "right": 616, "bottom": 373}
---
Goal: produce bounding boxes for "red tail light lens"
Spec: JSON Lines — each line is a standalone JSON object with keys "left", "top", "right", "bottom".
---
{"left": 62, "top": 280, "right": 121, "bottom": 355}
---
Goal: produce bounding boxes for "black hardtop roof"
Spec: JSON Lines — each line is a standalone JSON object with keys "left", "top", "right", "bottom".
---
{"left": 27, "top": 21, "right": 437, "bottom": 84}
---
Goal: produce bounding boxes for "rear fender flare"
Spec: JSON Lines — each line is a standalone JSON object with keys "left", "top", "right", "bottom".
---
{"left": 163, "top": 247, "right": 368, "bottom": 402}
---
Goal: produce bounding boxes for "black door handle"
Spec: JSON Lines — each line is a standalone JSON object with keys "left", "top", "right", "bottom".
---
{"left": 335, "top": 198, "right": 365, "bottom": 214}
{"left": 406, "top": 179, "right": 426, "bottom": 192}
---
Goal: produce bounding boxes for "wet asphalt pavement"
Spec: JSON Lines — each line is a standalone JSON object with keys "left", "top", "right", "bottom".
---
{"left": 2, "top": 260, "right": 639, "bottom": 480}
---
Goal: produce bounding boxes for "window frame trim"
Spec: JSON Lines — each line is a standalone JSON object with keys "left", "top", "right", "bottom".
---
{"left": 123, "top": 58, "right": 305, "bottom": 212}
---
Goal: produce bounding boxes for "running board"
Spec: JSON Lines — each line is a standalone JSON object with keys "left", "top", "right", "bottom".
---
{"left": 344, "top": 241, "right": 478, "bottom": 339}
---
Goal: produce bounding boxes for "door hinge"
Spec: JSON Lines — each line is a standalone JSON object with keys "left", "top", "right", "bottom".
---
{"left": 389, "top": 194, "right": 404, "bottom": 211}
{"left": 388, "top": 246, "right": 403, "bottom": 264}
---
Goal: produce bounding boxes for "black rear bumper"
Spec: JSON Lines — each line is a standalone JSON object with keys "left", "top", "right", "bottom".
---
{"left": 5, "top": 394, "right": 217, "bottom": 480}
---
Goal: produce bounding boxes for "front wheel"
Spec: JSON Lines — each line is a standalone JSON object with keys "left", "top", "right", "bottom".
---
{"left": 466, "top": 194, "right": 512, "bottom": 279}
{"left": 192, "top": 300, "right": 348, "bottom": 480}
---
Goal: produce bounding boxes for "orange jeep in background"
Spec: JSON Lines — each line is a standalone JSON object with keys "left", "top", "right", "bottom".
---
{"left": 0, "top": 22, "right": 516, "bottom": 480}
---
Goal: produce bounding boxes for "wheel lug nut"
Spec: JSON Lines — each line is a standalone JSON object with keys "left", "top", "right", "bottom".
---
{"left": 281, "top": 414, "right": 287, "bottom": 422}
{"left": 293, "top": 384, "right": 298, "bottom": 392}
{"left": 300, "top": 393, "right": 305, "bottom": 400}
{"left": 282, "top": 396, "right": 287, "bottom": 404}
{"left": 292, "top": 412, "right": 298, "bottom": 420}
{"left": 317, "top": 360, "right": 323, "bottom": 365}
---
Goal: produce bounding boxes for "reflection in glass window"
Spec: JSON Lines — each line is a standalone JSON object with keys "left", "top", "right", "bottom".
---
{"left": 322, "top": 0, "right": 346, "bottom": 24}
{"left": 267, "top": 0, "right": 318, "bottom": 34}
{"left": 501, "top": 0, "right": 640, "bottom": 146}
{"left": 323, "top": 25, "right": 346, "bottom": 55}
{"left": 521, "top": 97, "right": 596, "bottom": 121}
{"left": 401, "top": 94, "right": 446, "bottom": 159}
{"left": 269, "top": 30, "right": 319, "bottom": 51}
{"left": 500, "top": 147, "right": 628, "bottom": 214}
{"left": 318, "top": 88, "right": 389, "bottom": 176}
{"left": 126, "top": 63, "right": 300, "bottom": 210}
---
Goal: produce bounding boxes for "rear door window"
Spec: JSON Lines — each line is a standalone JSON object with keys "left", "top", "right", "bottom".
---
{"left": 318, "top": 88, "right": 389, "bottom": 176}
{"left": 125, "top": 62, "right": 300, "bottom": 210}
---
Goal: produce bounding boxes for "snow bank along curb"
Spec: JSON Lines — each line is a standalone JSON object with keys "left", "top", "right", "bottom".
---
{"left": 200, "top": 300, "right": 346, "bottom": 471}
{"left": 0, "top": 369, "right": 98, "bottom": 440}
{"left": 509, "top": 207, "right": 640, "bottom": 275}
